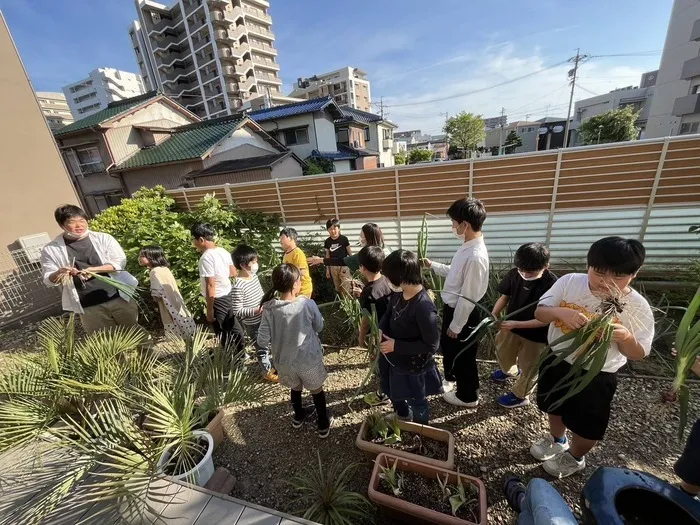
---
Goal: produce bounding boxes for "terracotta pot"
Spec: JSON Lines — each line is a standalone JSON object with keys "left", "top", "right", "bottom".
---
{"left": 368, "top": 453, "right": 487, "bottom": 525}
{"left": 356, "top": 417, "right": 455, "bottom": 469}
{"left": 206, "top": 409, "right": 224, "bottom": 449}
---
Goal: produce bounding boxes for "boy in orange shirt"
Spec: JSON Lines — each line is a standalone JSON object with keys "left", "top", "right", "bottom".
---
{"left": 280, "top": 227, "right": 313, "bottom": 298}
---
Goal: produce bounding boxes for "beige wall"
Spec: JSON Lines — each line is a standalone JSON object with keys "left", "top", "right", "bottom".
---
{"left": 119, "top": 160, "right": 203, "bottom": 195}
{"left": 192, "top": 168, "right": 272, "bottom": 187}
{"left": 271, "top": 155, "right": 304, "bottom": 178}
{"left": 0, "top": 13, "right": 79, "bottom": 249}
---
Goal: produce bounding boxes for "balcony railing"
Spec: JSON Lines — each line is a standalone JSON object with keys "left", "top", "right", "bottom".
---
{"left": 673, "top": 93, "right": 700, "bottom": 116}
{"left": 382, "top": 139, "right": 392, "bottom": 150}
{"left": 249, "top": 40, "right": 277, "bottom": 55}
{"left": 241, "top": 0, "right": 270, "bottom": 10}
{"left": 217, "top": 47, "right": 237, "bottom": 62}
{"left": 252, "top": 56, "right": 279, "bottom": 69}
{"left": 78, "top": 161, "right": 106, "bottom": 175}
{"left": 256, "top": 72, "right": 282, "bottom": 84}
{"left": 247, "top": 25, "right": 274, "bottom": 40}
{"left": 214, "top": 29, "right": 233, "bottom": 42}
{"left": 222, "top": 65, "right": 237, "bottom": 77}
{"left": 242, "top": 5, "right": 271, "bottom": 23}
{"left": 681, "top": 55, "right": 700, "bottom": 80}
{"left": 225, "top": 81, "right": 240, "bottom": 93}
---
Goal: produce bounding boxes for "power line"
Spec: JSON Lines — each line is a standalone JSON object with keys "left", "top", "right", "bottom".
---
{"left": 589, "top": 50, "right": 662, "bottom": 58}
{"left": 576, "top": 84, "right": 600, "bottom": 96}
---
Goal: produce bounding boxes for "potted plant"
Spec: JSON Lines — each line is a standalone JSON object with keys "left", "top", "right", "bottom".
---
{"left": 368, "top": 453, "right": 487, "bottom": 525}
{"left": 356, "top": 412, "right": 455, "bottom": 469}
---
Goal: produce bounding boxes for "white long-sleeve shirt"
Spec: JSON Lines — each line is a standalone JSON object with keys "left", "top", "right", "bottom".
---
{"left": 41, "top": 231, "right": 138, "bottom": 314}
{"left": 431, "top": 236, "right": 489, "bottom": 334}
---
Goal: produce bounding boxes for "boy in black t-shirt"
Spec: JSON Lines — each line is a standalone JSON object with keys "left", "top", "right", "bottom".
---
{"left": 357, "top": 246, "right": 393, "bottom": 407}
{"left": 491, "top": 243, "right": 557, "bottom": 409}
{"left": 324, "top": 218, "right": 352, "bottom": 297}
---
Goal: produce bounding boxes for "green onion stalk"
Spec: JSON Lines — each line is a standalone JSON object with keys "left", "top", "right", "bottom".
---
{"left": 673, "top": 286, "right": 700, "bottom": 440}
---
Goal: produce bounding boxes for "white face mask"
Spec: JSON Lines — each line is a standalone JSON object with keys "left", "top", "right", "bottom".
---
{"left": 518, "top": 270, "right": 543, "bottom": 282}
{"left": 64, "top": 229, "right": 89, "bottom": 240}
{"left": 249, "top": 263, "right": 259, "bottom": 275}
{"left": 452, "top": 225, "right": 463, "bottom": 239}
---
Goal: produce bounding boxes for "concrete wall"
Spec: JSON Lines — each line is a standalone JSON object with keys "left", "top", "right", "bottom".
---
{"left": 334, "top": 160, "right": 352, "bottom": 173}
{"left": 271, "top": 155, "right": 303, "bottom": 179}
{"left": 314, "top": 112, "right": 338, "bottom": 152}
{"left": 646, "top": 0, "right": 700, "bottom": 138}
{"left": 0, "top": 13, "right": 79, "bottom": 249}
{"left": 208, "top": 127, "right": 278, "bottom": 159}
{"left": 205, "top": 144, "right": 278, "bottom": 167}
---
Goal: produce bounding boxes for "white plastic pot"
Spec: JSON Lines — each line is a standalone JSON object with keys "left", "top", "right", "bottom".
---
{"left": 156, "top": 430, "right": 215, "bottom": 487}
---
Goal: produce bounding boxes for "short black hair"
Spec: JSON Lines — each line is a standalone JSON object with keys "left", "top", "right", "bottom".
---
{"left": 139, "top": 245, "right": 170, "bottom": 267}
{"left": 280, "top": 227, "right": 298, "bottom": 242}
{"left": 382, "top": 249, "right": 422, "bottom": 287}
{"left": 326, "top": 218, "right": 340, "bottom": 230}
{"left": 232, "top": 244, "right": 258, "bottom": 270}
{"left": 54, "top": 205, "right": 88, "bottom": 226}
{"left": 190, "top": 223, "right": 216, "bottom": 241}
{"left": 446, "top": 198, "right": 486, "bottom": 232}
{"left": 514, "top": 243, "right": 550, "bottom": 272}
{"left": 587, "top": 236, "right": 645, "bottom": 276}
{"left": 357, "top": 246, "right": 385, "bottom": 274}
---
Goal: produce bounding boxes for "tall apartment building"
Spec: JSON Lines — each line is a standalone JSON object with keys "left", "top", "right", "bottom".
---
{"left": 62, "top": 68, "right": 146, "bottom": 118}
{"left": 130, "top": 0, "right": 283, "bottom": 119}
{"left": 35, "top": 92, "right": 74, "bottom": 131}
{"left": 646, "top": 0, "right": 700, "bottom": 137}
{"left": 483, "top": 114, "right": 507, "bottom": 130}
{"left": 289, "top": 67, "right": 371, "bottom": 112}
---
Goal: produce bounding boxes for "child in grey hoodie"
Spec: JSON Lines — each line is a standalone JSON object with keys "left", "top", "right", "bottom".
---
{"left": 257, "top": 263, "right": 332, "bottom": 438}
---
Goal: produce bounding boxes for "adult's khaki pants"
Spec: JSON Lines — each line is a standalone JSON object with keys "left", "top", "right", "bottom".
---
{"left": 329, "top": 266, "right": 352, "bottom": 297}
{"left": 80, "top": 297, "right": 139, "bottom": 335}
{"left": 495, "top": 329, "right": 546, "bottom": 399}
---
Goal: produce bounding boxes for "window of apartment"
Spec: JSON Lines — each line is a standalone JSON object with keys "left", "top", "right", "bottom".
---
{"left": 679, "top": 122, "right": 700, "bottom": 134}
{"left": 364, "top": 128, "right": 370, "bottom": 141}
{"left": 282, "top": 127, "right": 309, "bottom": 145}
{"left": 336, "top": 129, "right": 349, "bottom": 143}
{"left": 382, "top": 128, "right": 391, "bottom": 140}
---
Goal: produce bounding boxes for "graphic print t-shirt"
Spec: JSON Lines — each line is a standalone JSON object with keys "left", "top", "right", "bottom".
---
{"left": 324, "top": 235, "right": 350, "bottom": 259}
{"left": 538, "top": 273, "right": 654, "bottom": 373}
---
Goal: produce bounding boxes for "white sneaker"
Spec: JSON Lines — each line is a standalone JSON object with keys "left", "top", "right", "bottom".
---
{"left": 543, "top": 451, "right": 586, "bottom": 478}
{"left": 443, "top": 391, "right": 479, "bottom": 408}
{"left": 442, "top": 380, "right": 456, "bottom": 393}
{"left": 530, "top": 435, "right": 569, "bottom": 461}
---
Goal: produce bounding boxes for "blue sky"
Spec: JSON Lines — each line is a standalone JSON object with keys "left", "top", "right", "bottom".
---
{"left": 1, "top": 0, "right": 673, "bottom": 133}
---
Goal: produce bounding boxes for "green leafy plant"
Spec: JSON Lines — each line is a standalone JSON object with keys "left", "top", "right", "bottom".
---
{"left": 367, "top": 411, "right": 402, "bottom": 445}
{"left": 290, "top": 450, "right": 372, "bottom": 525}
{"left": 673, "top": 286, "right": 700, "bottom": 440}
{"left": 417, "top": 213, "right": 428, "bottom": 261}
{"left": 408, "top": 149, "right": 434, "bottom": 164}
{"left": 436, "top": 473, "right": 478, "bottom": 517}
{"left": 378, "top": 457, "right": 404, "bottom": 497}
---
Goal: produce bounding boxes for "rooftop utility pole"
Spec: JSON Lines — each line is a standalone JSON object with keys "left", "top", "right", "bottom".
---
{"left": 378, "top": 97, "right": 385, "bottom": 119}
{"left": 564, "top": 48, "right": 590, "bottom": 148}
{"left": 499, "top": 106, "right": 506, "bottom": 154}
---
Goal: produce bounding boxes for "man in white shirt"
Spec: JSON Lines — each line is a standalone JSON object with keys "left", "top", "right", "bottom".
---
{"left": 191, "top": 223, "right": 244, "bottom": 354}
{"left": 423, "top": 198, "right": 489, "bottom": 408}
{"left": 41, "top": 205, "right": 141, "bottom": 334}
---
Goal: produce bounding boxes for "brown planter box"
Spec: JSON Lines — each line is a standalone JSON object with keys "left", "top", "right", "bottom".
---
{"left": 368, "top": 453, "right": 487, "bottom": 525}
{"left": 206, "top": 409, "right": 224, "bottom": 449}
{"left": 356, "top": 417, "right": 455, "bottom": 470}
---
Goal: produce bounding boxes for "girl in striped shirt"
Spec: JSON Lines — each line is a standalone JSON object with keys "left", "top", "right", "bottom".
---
{"left": 231, "top": 244, "right": 278, "bottom": 382}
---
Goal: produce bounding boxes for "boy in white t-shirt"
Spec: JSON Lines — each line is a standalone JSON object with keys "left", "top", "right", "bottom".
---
{"left": 191, "top": 223, "right": 244, "bottom": 354}
{"left": 530, "top": 237, "right": 654, "bottom": 478}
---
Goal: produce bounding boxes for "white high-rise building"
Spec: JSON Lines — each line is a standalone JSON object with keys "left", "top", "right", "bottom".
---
{"left": 35, "top": 92, "right": 74, "bottom": 131}
{"left": 289, "top": 67, "right": 371, "bottom": 112}
{"left": 62, "top": 68, "right": 147, "bottom": 118}
{"left": 130, "top": 0, "right": 284, "bottom": 119}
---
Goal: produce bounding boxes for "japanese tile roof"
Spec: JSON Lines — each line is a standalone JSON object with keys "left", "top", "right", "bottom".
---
{"left": 188, "top": 152, "right": 292, "bottom": 177}
{"left": 339, "top": 144, "right": 379, "bottom": 157}
{"left": 114, "top": 115, "right": 249, "bottom": 171}
{"left": 310, "top": 149, "right": 356, "bottom": 161}
{"left": 336, "top": 105, "right": 398, "bottom": 127}
{"left": 249, "top": 96, "right": 343, "bottom": 122}
{"left": 54, "top": 91, "right": 162, "bottom": 136}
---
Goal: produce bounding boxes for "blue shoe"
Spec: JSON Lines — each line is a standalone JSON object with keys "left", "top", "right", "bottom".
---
{"left": 497, "top": 392, "right": 530, "bottom": 409}
{"left": 491, "top": 369, "right": 520, "bottom": 382}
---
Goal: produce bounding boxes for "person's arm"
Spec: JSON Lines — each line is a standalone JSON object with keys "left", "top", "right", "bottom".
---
{"left": 95, "top": 234, "right": 126, "bottom": 273}
{"left": 492, "top": 295, "right": 509, "bottom": 317}
{"left": 612, "top": 325, "right": 647, "bottom": 361}
{"left": 42, "top": 246, "right": 74, "bottom": 286}
{"left": 502, "top": 319, "right": 549, "bottom": 330}
{"left": 309, "top": 300, "right": 324, "bottom": 333}
{"left": 448, "top": 259, "right": 489, "bottom": 336}
{"left": 324, "top": 248, "right": 331, "bottom": 278}
{"left": 257, "top": 311, "right": 271, "bottom": 350}
{"left": 345, "top": 238, "right": 352, "bottom": 256}
{"left": 423, "top": 258, "right": 451, "bottom": 278}
{"left": 386, "top": 301, "right": 440, "bottom": 355}
{"left": 613, "top": 299, "right": 654, "bottom": 361}
{"left": 324, "top": 248, "right": 331, "bottom": 259}
{"left": 205, "top": 277, "right": 216, "bottom": 323}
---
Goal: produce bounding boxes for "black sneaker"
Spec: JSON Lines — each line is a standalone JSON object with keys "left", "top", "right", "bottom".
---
{"left": 318, "top": 416, "right": 334, "bottom": 439}
{"left": 503, "top": 474, "right": 527, "bottom": 512}
{"left": 292, "top": 406, "right": 316, "bottom": 429}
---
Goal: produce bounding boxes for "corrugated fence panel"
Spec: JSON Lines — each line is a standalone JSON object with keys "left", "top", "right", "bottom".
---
{"left": 278, "top": 178, "right": 335, "bottom": 223}
{"left": 335, "top": 168, "right": 397, "bottom": 220}
{"left": 399, "top": 164, "right": 470, "bottom": 216}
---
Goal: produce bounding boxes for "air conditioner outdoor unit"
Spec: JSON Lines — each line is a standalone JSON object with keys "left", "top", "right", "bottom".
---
{"left": 18, "top": 232, "right": 51, "bottom": 264}
{"left": 353, "top": 140, "right": 360, "bottom": 147}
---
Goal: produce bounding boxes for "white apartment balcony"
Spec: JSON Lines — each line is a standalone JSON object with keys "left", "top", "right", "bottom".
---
{"left": 242, "top": 0, "right": 270, "bottom": 9}
{"left": 211, "top": 9, "right": 237, "bottom": 25}
{"left": 208, "top": 0, "right": 228, "bottom": 6}
{"left": 149, "top": 15, "right": 184, "bottom": 35}
{"left": 166, "top": 81, "right": 201, "bottom": 98}
{"left": 382, "top": 139, "right": 393, "bottom": 150}
{"left": 189, "top": 17, "right": 208, "bottom": 34}
{"left": 225, "top": 81, "right": 240, "bottom": 94}
{"left": 247, "top": 25, "right": 274, "bottom": 41}
{"left": 161, "top": 71, "right": 195, "bottom": 84}
{"left": 242, "top": 5, "right": 272, "bottom": 24}
{"left": 236, "top": 42, "right": 250, "bottom": 55}
{"left": 151, "top": 33, "right": 188, "bottom": 53}
{"left": 156, "top": 51, "right": 191, "bottom": 68}
{"left": 249, "top": 40, "right": 276, "bottom": 56}
{"left": 217, "top": 47, "right": 238, "bottom": 62}
{"left": 200, "top": 69, "right": 220, "bottom": 84}
{"left": 239, "top": 59, "right": 254, "bottom": 73}
{"left": 252, "top": 56, "right": 279, "bottom": 70}
{"left": 222, "top": 65, "right": 237, "bottom": 77}
{"left": 214, "top": 29, "right": 234, "bottom": 42}
{"left": 239, "top": 76, "right": 257, "bottom": 92}
{"left": 255, "top": 72, "right": 282, "bottom": 85}
{"left": 230, "top": 24, "right": 248, "bottom": 40}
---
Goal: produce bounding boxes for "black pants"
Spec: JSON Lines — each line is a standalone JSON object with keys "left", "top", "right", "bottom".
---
{"left": 212, "top": 293, "right": 245, "bottom": 354}
{"left": 441, "top": 304, "right": 482, "bottom": 403}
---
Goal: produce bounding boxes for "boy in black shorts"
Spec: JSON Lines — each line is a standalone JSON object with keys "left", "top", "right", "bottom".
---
{"left": 357, "top": 246, "right": 393, "bottom": 406}
{"left": 324, "top": 218, "right": 352, "bottom": 297}
{"left": 531, "top": 237, "right": 654, "bottom": 478}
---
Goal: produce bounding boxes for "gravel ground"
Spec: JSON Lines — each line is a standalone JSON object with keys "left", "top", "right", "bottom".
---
{"left": 215, "top": 346, "right": 699, "bottom": 524}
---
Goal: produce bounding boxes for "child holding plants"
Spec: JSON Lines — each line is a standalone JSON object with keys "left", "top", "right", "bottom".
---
{"left": 138, "top": 245, "right": 195, "bottom": 340}
{"left": 231, "top": 244, "right": 277, "bottom": 382}
{"left": 280, "top": 228, "right": 313, "bottom": 298}
{"left": 357, "top": 245, "right": 394, "bottom": 407}
{"left": 423, "top": 198, "right": 489, "bottom": 408}
{"left": 531, "top": 236, "right": 654, "bottom": 478}
{"left": 491, "top": 243, "right": 557, "bottom": 409}
{"left": 257, "top": 263, "right": 332, "bottom": 438}
{"left": 324, "top": 218, "right": 352, "bottom": 297}
{"left": 379, "top": 250, "right": 442, "bottom": 424}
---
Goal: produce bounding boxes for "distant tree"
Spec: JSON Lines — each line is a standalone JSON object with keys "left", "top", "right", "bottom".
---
{"left": 444, "top": 112, "right": 486, "bottom": 156}
{"left": 579, "top": 106, "right": 640, "bottom": 145}
{"left": 394, "top": 152, "right": 407, "bottom": 165}
{"left": 304, "top": 157, "right": 334, "bottom": 175}
{"left": 448, "top": 145, "right": 466, "bottom": 159}
{"left": 408, "top": 149, "right": 434, "bottom": 164}
{"left": 504, "top": 130, "right": 523, "bottom": 154}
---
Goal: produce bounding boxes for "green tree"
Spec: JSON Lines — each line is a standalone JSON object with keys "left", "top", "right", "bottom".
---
{"left": 504, "top": 130, "right": 523, "bottom": 154}
{"left": 394, "top": 152, "right": 407, "bottom": 165}
{"left": 579, "top": 105, "right": 640, "bottom": 145}
{"left": 304, "top": 157, "right": 334, "bottom": 175}
{"left": 408, "top": 149, "right": 434, "bottom": 164}
{"left": 444, "top": 112, "right": 486, "bottom": 156}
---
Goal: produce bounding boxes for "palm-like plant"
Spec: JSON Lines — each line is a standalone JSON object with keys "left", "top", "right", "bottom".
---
{"left": 673, "top": 286, "right": 700, "bottom": 439}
